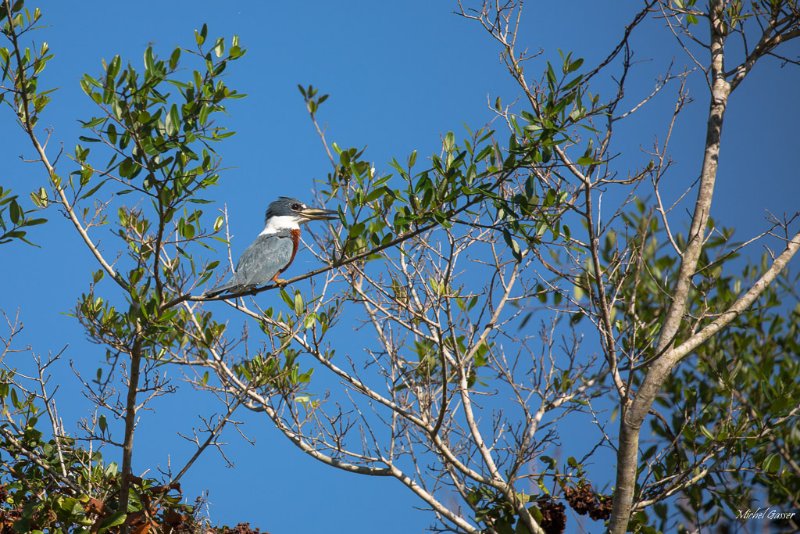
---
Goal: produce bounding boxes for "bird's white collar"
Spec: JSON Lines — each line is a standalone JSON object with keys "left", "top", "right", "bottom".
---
{"left": 259, "top": 215, "right": 302, "bottom": 235}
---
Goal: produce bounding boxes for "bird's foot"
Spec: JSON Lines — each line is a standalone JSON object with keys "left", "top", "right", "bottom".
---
{"left": 273, "top": 277, "right": 289, "bottom": 287}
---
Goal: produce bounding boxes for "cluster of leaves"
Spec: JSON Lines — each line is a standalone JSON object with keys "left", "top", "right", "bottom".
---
{"left": 2, "top": 2, "right": 276, "bottom": 530}
{"left": 466, "top": 484, "right": 535, "bottom": 534}
{"left": 596, "top": 202, "right": 800, "bottom": 531}
{"left": 0, "top": 186, "right": 45, "bottom": 244}
{"left": 73, "top": 22, "right": 245, "bottom": 293}
{"left": 0, "top": 371, "right": 200, "bottom": 533}
{"left": 650, "top": 265, "right": 800, "bottom": 531}
{"left": 232, "top": 341, "right": 313, "bottom": 399}
{"left": 301, "top": 63, "right": 593, "bottom": 264}
{"left": 60, "top": 23, "right": 254, "bottom": 458}
{"left": 0, "top": 2, "right": 51, "bottom": 244}
{"left": 220, "top": 288, "right": 340, "bottom": 402}
{"left": 0, "top": 2, "right": 55, "bottom": 126}
{"left": 301, "top": 48, "right": 596, "bottom": 292}
{"left": 0, "top": 442, "right": 266, "bottom": 534}
{"left": 311, "top": 107, "right": 569, "bottom": 270}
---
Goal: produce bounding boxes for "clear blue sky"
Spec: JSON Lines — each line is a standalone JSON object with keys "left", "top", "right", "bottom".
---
{"left": 2, "top": 2, "right": 798, "bottom": 533}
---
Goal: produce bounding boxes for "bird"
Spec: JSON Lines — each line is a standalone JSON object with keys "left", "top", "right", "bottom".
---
{"left": 204, "top": 197, "right": 337, "bottom": 297}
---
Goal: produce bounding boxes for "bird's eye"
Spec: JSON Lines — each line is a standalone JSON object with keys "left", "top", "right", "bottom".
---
{"left": 291, "top": 203, "right": 302, "bottom": 211}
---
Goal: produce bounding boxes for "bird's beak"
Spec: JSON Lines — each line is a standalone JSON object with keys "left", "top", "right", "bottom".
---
{"left": 299, "top": 206, "right": 338, "bottom": 221}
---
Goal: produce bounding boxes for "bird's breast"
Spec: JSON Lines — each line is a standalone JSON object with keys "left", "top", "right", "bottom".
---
{"left": 288, "top": 229, "right": 300, "bottom": 266}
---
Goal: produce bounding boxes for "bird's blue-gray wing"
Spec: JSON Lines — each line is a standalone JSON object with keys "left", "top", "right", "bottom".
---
{"left": 205, "top": 232, "right": 294, "bottom": 297}
{"left": 232, "top": 232, "right": 294, "bottom": 287}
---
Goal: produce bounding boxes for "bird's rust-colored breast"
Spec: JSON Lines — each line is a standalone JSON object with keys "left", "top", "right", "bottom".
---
{"left": 289, "top": 229, "right": 300, "bottom": 267}
{"left": 273, "top": 230, "right": 301, "bottom": 283}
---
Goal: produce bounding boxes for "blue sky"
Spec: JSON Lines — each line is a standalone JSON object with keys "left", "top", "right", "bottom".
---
{"left": 2, "top": 1, "right": 799, "bottom": 533}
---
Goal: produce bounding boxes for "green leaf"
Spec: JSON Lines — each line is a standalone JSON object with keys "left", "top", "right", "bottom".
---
{"left": 279, "top": 288, "right": 293, "bottom": 308}
{"left": 97, "top": 511, "right": 126, "bottom": 532}
{"left": 169, "top": 47, "right": 181, "bottom": 70}
{"left": 229, "top": 45, "right": 244, "bottom": 59}
{"left": 196, "top": 23, "right": 208, "bottom": 46}
{"left": 181, "top": 221, "right": 195, "bottom": 239}
{"left": 9, "top": 199, "right": 21, "bottom": 224}
{"left": 566, "top": 57, "right": 584, "bottom": 73}
{"left": 107, "top": 54, "right": 121, "bottom": 78}
{"left": 408, "top": 150, "right": 417, "bottom": 168}
{"left": 546, "top": 62, "right": 557, "bottom": 90}
{"left": 167, "top": 104, "right": 180, "bottom": 136}
{"left": 502, "top": 229, "right": 523, "bottom": 262}
{"left": 763, "top": 453, "right": 780, "bottom": 474}
{"left": 119, "top": 158, "right": 135, "bottom": 179}
{"left": 294, "top": 291, "right": 304, "bottom": 315}
{"left": 29, "top": 187, "right": 48, "bottom": 208}
{"left": 144, "top": 46, "right": 155, "bottom": 72}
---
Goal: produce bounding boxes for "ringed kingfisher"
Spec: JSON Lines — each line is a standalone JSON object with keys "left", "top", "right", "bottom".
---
{"left": 205, "top": 197, "right": 337, "bottom": 297}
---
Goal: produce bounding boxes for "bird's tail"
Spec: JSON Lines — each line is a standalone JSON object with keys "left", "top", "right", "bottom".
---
{"left": 203, "top": 283, "right": 233, "bottom": 298}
